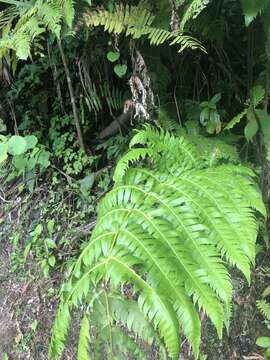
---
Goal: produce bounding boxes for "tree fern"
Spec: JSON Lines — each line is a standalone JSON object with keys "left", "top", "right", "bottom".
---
{"left": 49, "top": 125, "right": 265, "bottom": 359}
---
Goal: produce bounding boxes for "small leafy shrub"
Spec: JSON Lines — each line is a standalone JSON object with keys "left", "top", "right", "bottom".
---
{"left": 0, "top": 134, "right": 50, "bottom": 175}
{"left": 49, "top": 125, "right": 265, "bottom": 359}
{"left": 225, "top": 85, "right": 270, "bottom": 160}
{"left": 199, "top": 93, "right": 222, "bottom": 134}
{"left": 24, "top": 220, "right": 58, "bottom": 277}
{"left": 49, "top": 115, "right": 97, "bottom": 176}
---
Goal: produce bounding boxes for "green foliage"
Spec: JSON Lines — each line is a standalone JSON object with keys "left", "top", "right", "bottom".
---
{"left": 84, "top": 2, "right": 205, "bottom": 53}
{"left": 0, "top": 0, "right": 75, "bottom": 60}
{"left": 0, "top": 1, "right": 270, "bottom": 358}
{"left": 224, "top": 85, "right": 270, "bottom": 160}
{"left": 256, "top": 299, "right": 270, "bottom": 358}
{"left": 199, "top": 94, "right": 222, "bottom": 134}
{"left": 49, "top": 125, "right": 265, "bottom": 359}
{"left": 49, "top": 115, "right": 97, "bottom": 176}
{"left": 241, "top": 0, "right": 270, "bottom": 26}
{"left": 257, "top": 299, "right": 270, "bottom": 321}
{"left": 77, "top": 315, "right": 90, "bottom": 360}
{"left": 180, "top": 0, "right": 211, "bottom": 30}
{"left": 0, "top": 133, "right": 50, "bottom": 182}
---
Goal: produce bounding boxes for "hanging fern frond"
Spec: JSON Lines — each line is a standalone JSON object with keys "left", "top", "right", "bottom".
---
{"left": 180, "top": 0, "right": 211, "bottom": 30}
{"left": 84, "top": 3, "right": 154, "bottom": 36}
{"left": 62, "top": 0, "right": 75, "bottom": 29}
{"left": 100, "top": 82, "right": 125, "bottom": 112}
{"left": 83, "top": 3, "right": 205, "bottom": 53}
{"left": 50, "top": 125, "right": 265, "bottom": 359}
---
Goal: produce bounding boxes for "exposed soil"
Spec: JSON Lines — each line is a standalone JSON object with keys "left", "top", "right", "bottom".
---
{"left": 0, "top": 242, "right": 76, "bottom": 360}
{"left": 201, "top": 264, "right": 270, "bottom": 360}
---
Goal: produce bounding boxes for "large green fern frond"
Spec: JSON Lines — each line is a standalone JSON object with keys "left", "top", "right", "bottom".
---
{"left": 83, "top": 3, "right": 205, "bottom": 53}
{"left": 50, "top": 125, "right": 265, "bottom": 359}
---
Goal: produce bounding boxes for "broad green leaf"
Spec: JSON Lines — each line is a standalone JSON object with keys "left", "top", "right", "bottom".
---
{"left": 46, "top": 238, "right": 57, "bottom": 249}
{"left": 210, "top": 93, "right": 221, "bottom": 105}
{"left": 107, "top": 51, "right": 120, "bottom": 63}
{"left": 200, "top": 107, "right": 209, "bottom": 126}
{"left": 250, "top": 85, "right": 265, "bottom": 106}
{"left": 256, "top": 336, "right": 270, "bottom": 348}
{"left": 265, "top": 348, "right": 270, "bottom": 358}
{"left": 0, "top": 142, "right": 8, "bottom": 164}
{"left": 47, "top": 219, "right": 55, "bottom": 235}
{"left": 256, "top": 109, "right": 270, "bottom": 160}
{"left": 257, "top": 109, "right": 270, "bottom": 139}
{"left": 26, "top": 157, "right": 37, "bottom": 171}
{"left": 7, "top": 135, "right": 27, "bottom": 155}
{"left": 25, "top": 135, "right": 38, "bottom": 150}
{"left": 31, "top": 223, "right": 43, "bottom": 238}
{"left": 37, "top": 150, "right": 50, "bottom": 168}
{"left": 206, "top": 111, "right": 221, "bottom": 134}
{"left": 79, "top": 174, "right": 95, "bottom": 194}
{"left": 114, "top": 64, "right": 127, "bottom": 78}
{"left": 48, "top": 255, "right": 56, "bottom": 267}
{"left": 13, "top": 155, "right": 27, "bottom": 170}
{"left": 245, "top": 110, "right": 258, "bottom": 140}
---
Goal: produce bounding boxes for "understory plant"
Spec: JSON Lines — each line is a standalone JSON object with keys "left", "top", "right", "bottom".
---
{"left": 256, "top": 275, "right": 270, "bottom": 359}
{"left": 49, "top": 125, "right": 265, "bottom": 359}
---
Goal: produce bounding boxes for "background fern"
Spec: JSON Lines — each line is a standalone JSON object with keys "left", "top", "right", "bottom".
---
{"left": 49, "top": 125, "right": 265, "bottom": 359}
{"left": 180, "top": 0, "right": 211, "bottom": 30}
{"left": 257, "top": 300, "right": 270, "bottom": 322}
{"left": 0, "top": 0, "right": 75, "bottom": 60}
{"left": 83, "top": 2, "right": 205, "bottom": 53}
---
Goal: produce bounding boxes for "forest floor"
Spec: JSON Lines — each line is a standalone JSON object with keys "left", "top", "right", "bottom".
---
{"left": 0, "top": 241, "right": 77, "bottom": 360}
{"left": 0, "top": 234, "right": 269, "bottom": 360}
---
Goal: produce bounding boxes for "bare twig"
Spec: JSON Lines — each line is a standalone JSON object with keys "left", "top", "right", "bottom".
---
{"left": 57, "top": 39, "right": 85, "bottom": 151}
{"left": 47, "top": 41, "right": 65, "bottom": 115}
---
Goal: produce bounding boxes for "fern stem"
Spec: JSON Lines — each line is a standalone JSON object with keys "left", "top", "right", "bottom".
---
{"left": 104, "top": 291, "right": 114, "bottom": 359}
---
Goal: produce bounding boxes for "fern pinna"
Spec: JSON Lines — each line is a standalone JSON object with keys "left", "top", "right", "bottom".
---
{"left": 49, "top": 125, "right": 265, "bottom": 359}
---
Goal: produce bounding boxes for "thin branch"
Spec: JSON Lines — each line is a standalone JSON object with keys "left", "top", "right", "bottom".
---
{"left": 47, "top": 41, "right": 65, "bottom": 115}
{"left": 57, "top": 38, "right": 85, "bottom": 152}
